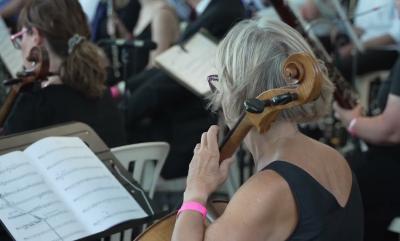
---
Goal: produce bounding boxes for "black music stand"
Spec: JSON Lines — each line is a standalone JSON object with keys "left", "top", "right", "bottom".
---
{"left": 0, "top": 122, "right": 161, "bottom": 241}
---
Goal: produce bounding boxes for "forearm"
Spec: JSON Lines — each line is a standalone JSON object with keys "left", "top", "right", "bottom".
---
{"left": 172, "top": 180, "right": 211, "bottom": 241}
{"left": 171, "top": 212, "right": 205, "bottom": 241}
{"left": 353, "top": 115, "right": 399, "bottom": 145}
{"left": 363, "top": 34, "right": 396, "bottom": 49}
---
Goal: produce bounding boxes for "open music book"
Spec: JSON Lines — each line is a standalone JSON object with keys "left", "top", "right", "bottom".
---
{"left": 0, "top": 136, "right": 148, "bottom": 241}
{"left": 155, "top": 32, "right": 218, "bottom": 96}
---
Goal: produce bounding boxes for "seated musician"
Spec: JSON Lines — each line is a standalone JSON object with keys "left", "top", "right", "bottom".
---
{"left": 123, "top": 0, "right": 245, "bottom": 179}
{"left": 334, "top": 57, "right": 400, "bottom": 241}
{"left": 106, "top": 0, "right": 179, "bottom": 87}
{"left": 171, "top": 19, "right": 364, "bottom": 241}
{"left": 300, "top": 0, "right": 399, "bottom": 82}
{"left": 1, "top": 0, "right": 126, "bottom": 148}
{"left": 335, "top": 0, "right": 399, "bottom": 81}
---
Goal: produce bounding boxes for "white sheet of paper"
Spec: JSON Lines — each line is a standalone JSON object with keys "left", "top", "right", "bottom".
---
{"left": 24, "top": 137, "right": 148, "bottom": 234}
{"left": 0, "top": 136, "right": 148, "bottom": 241}
{"left": 0, "top": 152, "right": 88, "bottom": 241}
{"left": 155, "top": 32, "right": 217, "bottom": 96}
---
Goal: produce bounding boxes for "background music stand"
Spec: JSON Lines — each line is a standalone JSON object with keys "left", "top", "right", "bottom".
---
{"left": 0, "top": 122, "right": 160, "bottom": 241}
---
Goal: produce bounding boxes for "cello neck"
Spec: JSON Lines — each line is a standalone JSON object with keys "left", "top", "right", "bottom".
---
{"left": 0, "top": 87, "right": 19, "bottom": 127}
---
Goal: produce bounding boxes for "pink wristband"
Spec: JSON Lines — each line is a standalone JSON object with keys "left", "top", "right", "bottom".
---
{"left": 347, "top": 118, "right": 358, "bottom": 137}
{"left": 110, "top": 86, "right": 121, "bottom": 98}
{"left": 178, "top": 201, "right": 207, "bottom": 219}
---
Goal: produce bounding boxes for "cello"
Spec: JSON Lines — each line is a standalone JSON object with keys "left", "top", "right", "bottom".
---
{"left": 0, "top": 46, "right": 51, "bottom": 127}
{"left": 133, "top": 52, "right": 324, "bottom": 241}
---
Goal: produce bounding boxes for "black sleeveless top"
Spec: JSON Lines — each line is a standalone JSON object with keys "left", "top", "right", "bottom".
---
{"left": 262, "top": 161, "right": 363, "bottom": 241}
{"left": 134, "top": 24, "right": 152, "bottom": 72}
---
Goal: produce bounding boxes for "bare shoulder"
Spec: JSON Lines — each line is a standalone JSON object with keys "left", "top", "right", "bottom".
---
{"left": 301, "top": 137, "right": 353, "bottom": 207}
{"left": 205, "top": 170, "right": 297, "bottom": 241}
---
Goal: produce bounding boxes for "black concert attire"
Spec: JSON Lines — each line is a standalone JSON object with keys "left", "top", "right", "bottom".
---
{"left": 336, "top": 49, "right": 398, "bottom": 82}
{"left": 263, "top": 161, "right": 364, "bottom": 241}
{"left": 2, "top": 84, "right": 126, "bottom": 148}
{"left": 92, "top": 0, "right": 141, "bottom": 85}
{"left": 133, "top": 24, "right": 152, "bottom": 72}
{"left": 92, "top": 0, "right": 141, "bottom": 42}
{"left": 124, "top": 0, "right": 245, "bottom": 179}
{"left": 347, "top": 58, "right": 400, "bottom": 241}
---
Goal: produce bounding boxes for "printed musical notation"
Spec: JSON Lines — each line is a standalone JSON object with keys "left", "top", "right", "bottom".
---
{"left": 155, "top": 32, "right": 217, "bottom": 96}
{"left": 0, "top": 152, "right": 87, "bottom": 241}
{"left": 0, "top": 137, "right": 148, "bottom": 241}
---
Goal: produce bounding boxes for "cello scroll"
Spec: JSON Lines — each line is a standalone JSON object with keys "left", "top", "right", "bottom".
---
{"left": 219, "top": 52, "right": 324, "bottom": 161}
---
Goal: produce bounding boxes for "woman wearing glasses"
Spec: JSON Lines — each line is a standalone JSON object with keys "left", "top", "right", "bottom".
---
{"left": 171, "top": 19, "right": 364, "bottom": 241}
{"left": 3, "top": 0, "right": 126, "bottom": 148}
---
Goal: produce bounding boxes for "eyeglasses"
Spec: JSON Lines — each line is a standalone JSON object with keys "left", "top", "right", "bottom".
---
{"left": 10, "top": 28, "right": 28, "bottom": 50}
{"left": 207, "top": 74, "right": 219, "bottom": 93}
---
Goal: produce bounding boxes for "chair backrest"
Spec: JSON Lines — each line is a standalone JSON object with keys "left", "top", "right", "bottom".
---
{"left": 111, "top": 142, "right": 170, "bottom": 198}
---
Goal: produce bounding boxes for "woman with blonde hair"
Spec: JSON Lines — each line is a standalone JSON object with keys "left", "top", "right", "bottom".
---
{"left": 171, "top": 18, "right": 364, "bottom": 241}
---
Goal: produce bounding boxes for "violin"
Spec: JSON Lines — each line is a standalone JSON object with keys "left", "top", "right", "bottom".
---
{"left": 133, "top": 52, "right": 324, "bottom": 241}
{"left": 0, "top": 46, "right": 50, "bottom": 127}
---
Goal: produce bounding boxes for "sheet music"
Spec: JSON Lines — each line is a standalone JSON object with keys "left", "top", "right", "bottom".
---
{"left": 0, "top": 17, "right": 23, "bottom": 78}
{"left": 155, "top": 32, "right": 217, "bottom": 96}
{"left": 0, "top": 152, "right": 88, "bottom": 241}
{"left": 24, "top": 137, "right": 148, "bottom": 234}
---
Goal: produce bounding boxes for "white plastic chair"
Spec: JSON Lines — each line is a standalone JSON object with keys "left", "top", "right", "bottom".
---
{"left": 106, "top": 142, "right": 170, "bottom": 241}
{"left": 111, "top": 141, "right": 170, "bottom": 199}
{"left": 388, "top": 217, "right": 400, "bottom": 240}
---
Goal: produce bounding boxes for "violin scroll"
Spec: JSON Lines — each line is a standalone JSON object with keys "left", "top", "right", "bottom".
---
{"left": 4, "top": 46, "right": 50, "bottom": 86}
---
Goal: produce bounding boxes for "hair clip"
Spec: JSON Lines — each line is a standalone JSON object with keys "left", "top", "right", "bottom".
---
{"left": 68, "top": 34, "right": 85, "bottom": 54}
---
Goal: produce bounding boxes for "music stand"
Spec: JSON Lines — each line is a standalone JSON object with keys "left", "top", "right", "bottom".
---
{"left": 0, "top": 122, "right": 160, "bottom": 241}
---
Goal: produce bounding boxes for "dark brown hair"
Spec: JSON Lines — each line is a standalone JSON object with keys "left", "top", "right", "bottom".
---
{"left": 18, "top": 0, "right": 106, "bottom": 98}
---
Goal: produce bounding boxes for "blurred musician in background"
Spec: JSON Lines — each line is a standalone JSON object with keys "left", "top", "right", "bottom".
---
{"left": 334, "top": 53, "right": 400, "bottom": 241}
{"left": 333, "top": 1, "right": 400, "bottom": 240}
{"left": 335, "top": 0, "right": 399, "bottom": 81}
{"left": 88, "top": 0, "right": 141, "bottom": 42}
{"left": 2, "top": 0, "right": 126, "bottom": 148}
{"left": 122, "top": 0, "right": 245, "bottom": 179}
{"left": 299, "top": 0, "right": 399, "bottom": 82}
{"left": 121, "top": 0, "right": 179, "bottom": 69}
{"left": 171, "top": 18, "right": 363, "bottom": 241}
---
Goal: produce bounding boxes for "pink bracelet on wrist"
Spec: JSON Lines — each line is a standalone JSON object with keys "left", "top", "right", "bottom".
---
{"left": 347, "top": 118, "right": 358, "bottom": 137}
{"left": 178, "top": 201, "right": 207, "bottom": 219}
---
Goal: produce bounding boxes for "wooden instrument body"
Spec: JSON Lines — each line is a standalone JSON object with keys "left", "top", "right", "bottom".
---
{"left": 134, "top": 201, "right": 227, "bottom": 241}
{"left": 0, "top": 47, "right": 50, "bottom": 127}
